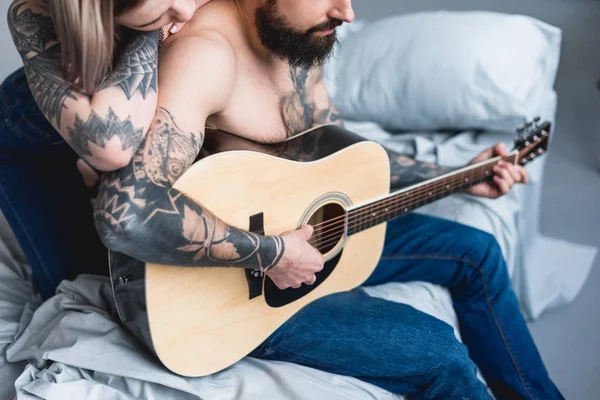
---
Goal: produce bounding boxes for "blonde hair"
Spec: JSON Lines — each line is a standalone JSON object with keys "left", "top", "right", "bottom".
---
{"left": 48, "top": 0, "right": 142, "bottom": 94}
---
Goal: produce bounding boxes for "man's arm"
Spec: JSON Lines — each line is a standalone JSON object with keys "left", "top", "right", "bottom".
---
{"left": 8, "top": 0, "right": 158, "bottom": 170}
{"left": 94, "top": 33, "right": 284, "bottom": 272}
{"left": 312, "top": 77, "right": 454, "bottom": 190}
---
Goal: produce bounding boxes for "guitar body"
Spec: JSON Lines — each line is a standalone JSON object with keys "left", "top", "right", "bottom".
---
{"left": 109, "top": 125, "right": 391, "bottom": 377}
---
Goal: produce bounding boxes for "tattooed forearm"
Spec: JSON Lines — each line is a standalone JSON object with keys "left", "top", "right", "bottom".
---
{"left": 385, "top": 147, "right": 456, "bottom": 190}
{"left": 23, "top": 45, "right": 77, "bottom": 128}
{"left": 97, "top": 31, "right": 159, "bottom": 100}
{"left": 94, "top": 108, "right": 285, "bottom": 272}
{"left": 68, "top": 108, "right": 145, "bottom": 157}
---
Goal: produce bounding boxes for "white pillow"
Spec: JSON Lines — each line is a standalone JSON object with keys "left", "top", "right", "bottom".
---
{"left": 325, "top": 11, "right": 562, "bottom": 131}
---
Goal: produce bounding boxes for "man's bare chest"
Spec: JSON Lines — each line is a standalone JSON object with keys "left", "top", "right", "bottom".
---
{"left": 208, "top": 65, "right": 321, "bottom": 143}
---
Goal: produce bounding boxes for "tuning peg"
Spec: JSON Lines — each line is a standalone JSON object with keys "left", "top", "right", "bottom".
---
{"left": 533, "top": 116, "right": 541, "bottom": 124}
{"left": 516, "top": 127, "right": 525, "bottom": 139}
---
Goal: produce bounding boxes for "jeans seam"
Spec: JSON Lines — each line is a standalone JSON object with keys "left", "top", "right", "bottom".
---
{"left": 0, "top": 177, "right": 55, "bottom": 287}
{"left": 380, "top": 253, "right": 537, "bottom": 400}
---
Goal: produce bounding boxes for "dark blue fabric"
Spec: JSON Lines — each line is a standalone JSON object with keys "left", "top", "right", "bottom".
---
{"left": 250, "top": 213, "right": 564, "bottom": 400}
{"left": 0, "top": 67, "right": 108, "bottom": 299}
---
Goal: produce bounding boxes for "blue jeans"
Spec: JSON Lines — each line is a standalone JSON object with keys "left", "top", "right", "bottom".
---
{"left": 250, "top": 213, "right": 564, "bottom": 400}
{"left": 0, "top": 68, "right": 108, "bottom": 299}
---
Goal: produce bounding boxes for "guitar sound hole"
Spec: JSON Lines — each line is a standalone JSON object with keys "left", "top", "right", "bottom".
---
{"left": 264, "top": 202, "right": 346, "bottom": 308}
{"left": 307, "top": 203, "right": 346, "bottom": 255}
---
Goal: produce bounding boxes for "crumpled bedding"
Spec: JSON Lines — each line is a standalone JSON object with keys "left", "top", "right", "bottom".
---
{"left": 0, "top": 244, "right": 468, "bottom": 400}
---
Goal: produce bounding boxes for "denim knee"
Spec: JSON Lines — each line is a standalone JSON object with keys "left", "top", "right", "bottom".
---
{"left": 426, "top": 327, "right": 482, "bottom": 385}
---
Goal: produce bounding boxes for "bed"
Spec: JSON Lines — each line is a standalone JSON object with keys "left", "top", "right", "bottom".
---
{"left": 1, "top": 11, "right": 598, "bottom": 400}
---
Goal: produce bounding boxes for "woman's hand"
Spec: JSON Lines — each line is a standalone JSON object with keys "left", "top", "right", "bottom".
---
{"left": 77, "top": 159, "right": 100, "bottom": 189}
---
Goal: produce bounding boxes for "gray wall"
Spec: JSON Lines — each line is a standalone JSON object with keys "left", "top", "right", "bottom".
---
{"left": 0, "top": 2, "right": 23, "bottom": 79}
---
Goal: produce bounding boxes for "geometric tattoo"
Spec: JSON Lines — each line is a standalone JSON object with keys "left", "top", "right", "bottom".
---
{"left": 68, "top": 108, "right": 144, "bottom": 156}
{"left": 8, "top": 3, "right": 56, "bottom": 55}
{"left": 98, "top": 31, "right": 159, "bottom": 100}
{"left": 22, "top": 45, "right": 77, "bottom": 128}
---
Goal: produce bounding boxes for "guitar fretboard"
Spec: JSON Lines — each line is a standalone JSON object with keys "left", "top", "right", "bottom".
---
{"left": 346, "top": 154, "right": 518, "bottom": 236}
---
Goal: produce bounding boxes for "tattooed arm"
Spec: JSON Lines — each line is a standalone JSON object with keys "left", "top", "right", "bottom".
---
{"left": 94, "top": 34, "right": 285, "bottom": 271}
{"left": 385, "top": 148, "right": 455, "bottom": 190}
{"left": 7, "top": 0, "right": 158, "bottom": 170}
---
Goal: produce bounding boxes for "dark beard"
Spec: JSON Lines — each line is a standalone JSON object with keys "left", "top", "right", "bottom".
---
{"left": 255, "top": 0, "right": 341, "bottom": 70}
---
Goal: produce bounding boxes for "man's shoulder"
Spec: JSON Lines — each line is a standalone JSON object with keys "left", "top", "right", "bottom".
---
{"left": 162, "top": 24, "right": 237, "bottom": 82}
{"left": 159, "top": 27, "right": 237, "bottom": 115}
{"left": 179, "top": 0, "right": 243, "bottom": 54}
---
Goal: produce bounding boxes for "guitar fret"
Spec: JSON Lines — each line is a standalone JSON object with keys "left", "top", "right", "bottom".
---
{"left": 348, "top": 164, "right": 497, "bottom": 235}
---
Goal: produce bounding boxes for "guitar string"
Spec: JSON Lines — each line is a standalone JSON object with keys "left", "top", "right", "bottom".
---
{"left": 306, "top": 137, "right": 545, "bottom": 246}
{"left": 310, "top": 156, "right": 506, "bottom": 242}
{"left": 310, "top": 143, "right": 545, "bottom": 252}
{"left": 310, "top": 166, "right": 498, "bottom": 251}
{"left": 308, "top": 158, "right": 500, "bottom": 239}
{"left": 307, "top": 155, "right": 515, "bottom": 247}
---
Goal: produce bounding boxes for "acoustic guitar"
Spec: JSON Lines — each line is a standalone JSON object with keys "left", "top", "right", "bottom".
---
{"left": 108, "top": 119, "right": 551, "bottom": 377}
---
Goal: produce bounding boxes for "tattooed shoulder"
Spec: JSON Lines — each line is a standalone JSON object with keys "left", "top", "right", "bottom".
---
{"left": 8, "top": 1, "right": 57, "bottom": 57}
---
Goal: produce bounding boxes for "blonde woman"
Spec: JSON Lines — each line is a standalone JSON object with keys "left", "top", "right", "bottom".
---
{"left": 0, "top": 0, "right": 211, "bottom": 299}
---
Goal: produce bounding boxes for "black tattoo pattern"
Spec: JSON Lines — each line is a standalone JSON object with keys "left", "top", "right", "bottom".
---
{"left": 385, "top": 148, "right": 455, "bottom": 190}
{"left": 9, "top": 2, "right": 76, "bottom": 128}
{"left": 95, "top": 108, "right": 285, "bottom": 273}
{"left": 313, "top": 96, "right": 343, "bottom": 127}
{"left": 98, "top": 31, "right": 159, "bottom": 100}
{"left": 280, "top": 67, "right": 314, "bottom": 136}
{"left": 8, "top": 2, "right": 56, "bottom": 55}
{"left": 68, "top": 108, "right": 144, "bottom": 156}
{"left": 22, "top": 45, "right": 77, "bottom": 128}
{"left": 134, "top": 108, "right": 201, "bottom": 187}
{"left": 280, "top": 66, "right": 344, "bottom": 137}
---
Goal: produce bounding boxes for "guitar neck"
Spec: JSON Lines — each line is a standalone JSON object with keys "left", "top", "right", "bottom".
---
{"left": 346, "top": 152, "right": 519, "bottom": 236}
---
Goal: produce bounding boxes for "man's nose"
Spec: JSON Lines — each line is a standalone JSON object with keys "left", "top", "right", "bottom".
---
{"left": 329, "top": 0, "right": 355, "bottom": 23}
{"left": 172, "top": 0, "right": 196, "bottom": 22}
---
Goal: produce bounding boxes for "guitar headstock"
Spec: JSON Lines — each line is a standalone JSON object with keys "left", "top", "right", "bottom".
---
{"left": 513, "top": 117, "right": 551, "bottom": 166}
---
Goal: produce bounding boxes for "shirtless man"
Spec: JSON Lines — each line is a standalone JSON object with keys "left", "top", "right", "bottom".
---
{"left": 95, "top": 1, "right": 564, "bottom": 398}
